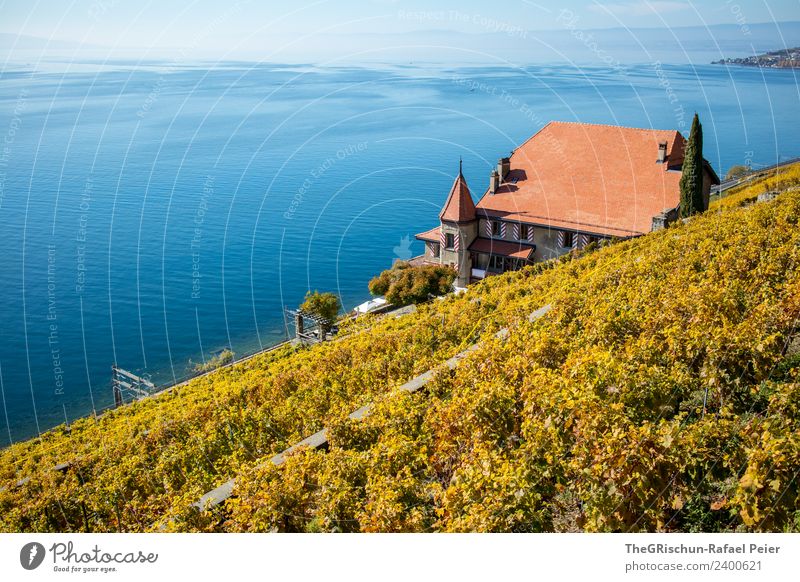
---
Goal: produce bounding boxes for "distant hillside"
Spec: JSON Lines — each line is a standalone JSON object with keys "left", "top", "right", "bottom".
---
{"left": 4, "top": 21, "right": 800, "bottom": 64}
{"left": 0, "top": 32, "right": 104, "bottom": 50}
{"left": 1, "top": 165, "right": 799, "bottom": 532}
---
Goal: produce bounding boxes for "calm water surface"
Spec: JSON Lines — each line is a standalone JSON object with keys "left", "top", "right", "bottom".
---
{"left": 0, "top": 60, "right": 798, "bottom": 442}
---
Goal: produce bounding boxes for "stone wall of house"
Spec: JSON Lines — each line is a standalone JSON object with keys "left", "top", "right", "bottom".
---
{"left": 440, "top": 220, "right": 478, "bottom": 287}
{"left": 478, "top": 217, "right": 573, "bottom": 262}
{"left": 425, "top": 241, "right": 440, "bottom": 259}
{"left": 652, "top": 206, "right": 680, "bottom": 231}
{"left": 533, "top": 227, "right": 565, "bottom": 261}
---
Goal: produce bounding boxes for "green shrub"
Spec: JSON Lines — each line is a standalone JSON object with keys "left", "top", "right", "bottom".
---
{"left": 300, "top": 291, "right": 341, "bottom": 334}
{"left": 725, "top": 164, "right": 750, "bottom": 180}
{"left": 368, "top": 262, "right": 456, "bottom": 306}
{"left": 193, "top": 348, "right": 234, "bottom": 373}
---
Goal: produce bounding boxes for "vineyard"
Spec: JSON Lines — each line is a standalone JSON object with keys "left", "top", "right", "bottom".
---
{"left": 2, "top": 168, "right": 800, "bottom": 532}
{"left": 711, "top": 162, "right": 800, "bottom": 210}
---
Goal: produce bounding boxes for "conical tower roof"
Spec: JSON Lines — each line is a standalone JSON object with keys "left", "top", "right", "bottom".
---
{"left": 439, "top": 161, "right": 476, "bottom": 223}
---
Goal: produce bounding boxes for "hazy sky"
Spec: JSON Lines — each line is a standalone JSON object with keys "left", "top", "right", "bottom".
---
{"left": 2, "top": 0, "right": 798, "bottom": 51}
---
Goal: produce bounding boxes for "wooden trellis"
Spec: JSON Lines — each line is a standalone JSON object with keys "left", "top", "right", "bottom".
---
{"left": 285, "top": 308, "right": 329, "bottom": 343}
{"left": 111, "top": 365, "right": 156, "bottom": 407}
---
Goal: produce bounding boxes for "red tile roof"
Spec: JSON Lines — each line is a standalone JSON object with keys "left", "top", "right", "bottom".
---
{"left": 415, "top": 226, "right": 441, "bottom": 243}
{"left": 440, "top": 171, "right": 477, "bottom": 223}
{"left": 468, "top": 237, "right": 535, "bottom": 260}
{"left": 476, "top": 121, "right": 694, "bottom": 237}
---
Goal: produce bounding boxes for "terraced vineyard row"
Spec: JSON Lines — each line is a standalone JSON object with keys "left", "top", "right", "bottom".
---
{"left": 2, "top": 169, "right": 799, "bottom": 532}
{"left": 0, "top": 249, "right": 556, "bottom": 532}
{"left": 223, "top": 184, "right": 800, "bottom": 532}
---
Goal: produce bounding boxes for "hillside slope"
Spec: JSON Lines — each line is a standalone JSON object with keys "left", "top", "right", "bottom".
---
{"left": 2, "top": 173, "right": 800, "bottom": 533}
{"left": 223, "top": 185, "right": 800, "bottom": 533}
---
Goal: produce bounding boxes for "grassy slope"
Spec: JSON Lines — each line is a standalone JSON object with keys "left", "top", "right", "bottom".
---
{"left": 711, "top": 163, "right": 800, "bottom": 210}
{"left": 227, "top": 176, "right": 800, "bottom": 533}
{"left": 2, "top": 167, "right": 799, "bottom": 532}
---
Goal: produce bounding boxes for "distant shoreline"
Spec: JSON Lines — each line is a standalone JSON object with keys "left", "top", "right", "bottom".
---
{"left": 713, "top": 47, "right": 800, "bottom": 68}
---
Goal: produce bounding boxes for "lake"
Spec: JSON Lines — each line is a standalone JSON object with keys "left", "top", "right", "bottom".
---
{"left": 0, "top": 60, "right": 798, "bottom": 442}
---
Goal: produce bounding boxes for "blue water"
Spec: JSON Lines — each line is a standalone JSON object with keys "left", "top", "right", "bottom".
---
{"left": 0, "top": 60, "right": 798, "bottom": 443}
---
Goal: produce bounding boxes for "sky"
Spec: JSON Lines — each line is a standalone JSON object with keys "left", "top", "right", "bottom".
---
{"left": 2, "top": 0, "right": 798, "bottom": 51}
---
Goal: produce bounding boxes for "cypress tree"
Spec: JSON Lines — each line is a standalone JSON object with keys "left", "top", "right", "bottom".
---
{"left": 679, "top": 113, "right": 705, "bottom": 217}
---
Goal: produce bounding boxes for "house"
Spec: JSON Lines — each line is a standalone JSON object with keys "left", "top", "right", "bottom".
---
{"left": 414, "top": 121, "right": 720, "bottom": 287}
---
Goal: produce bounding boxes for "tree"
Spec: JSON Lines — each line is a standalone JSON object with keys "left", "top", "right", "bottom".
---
{"left": 193, "top": 348, "right": 234, "bottom": 373}
{"left": 679, "top": 113, "right": 705, "bottom": 217}
{"left": 368, "top": 261, "right": 456, "bottom": 306}
{"left": 300, "top": 291, "right": 340, "bottom": 335}
{"left": 725, "top": 165, "right": 749, "bottom": 181}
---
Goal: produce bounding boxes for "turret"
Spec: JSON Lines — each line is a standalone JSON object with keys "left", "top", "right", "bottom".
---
{"left": 438, "top": 160, "right": 478, "bottom": 287}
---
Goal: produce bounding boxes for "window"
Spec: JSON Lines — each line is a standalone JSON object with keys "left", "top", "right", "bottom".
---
{"left": 491, "top": 221, "right": 501, "bottom": 236}
{"left": 429, "top": 242, "right": 440, "bottom": 257}
{"left": 489, "top": 254, "right": 505, "bottom": 271}
{"left": 521, "top": 224, "right": 532, "bottom": 241}
{"left": 563, "top": 231, "right": 574, "bottom": 248}
{"left": 445, "top": 233, "right": 455, "bottom": 249}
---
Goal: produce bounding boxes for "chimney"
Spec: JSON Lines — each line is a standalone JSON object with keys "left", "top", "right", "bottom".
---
{"left": 489, "top": 169, "right": 499, "bottom": 194}
{"left": 657, "top": 141, "right": 668, "bottom": 163}
{"left": 497, "top": 157, "right": 511, "bottom": 179}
